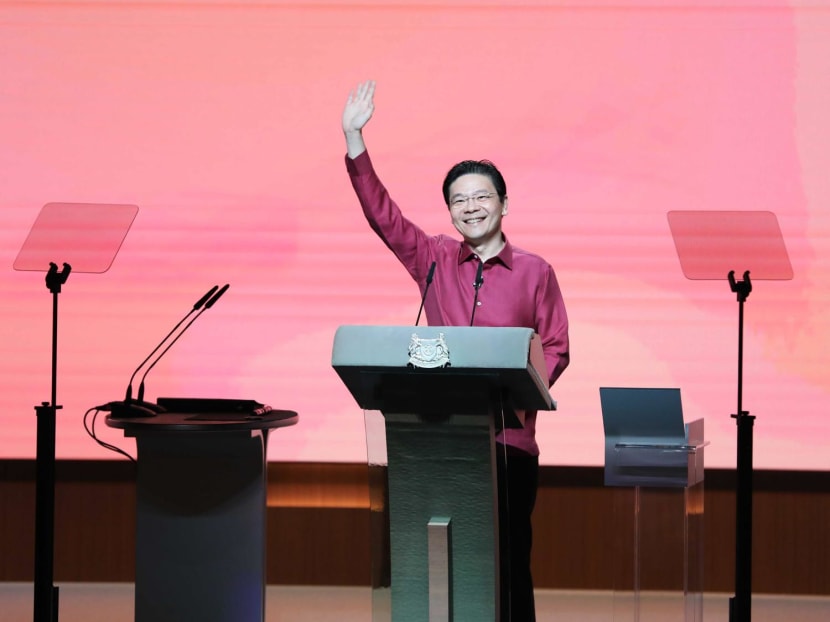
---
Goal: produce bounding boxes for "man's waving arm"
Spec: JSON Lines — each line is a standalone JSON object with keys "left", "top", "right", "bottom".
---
{"left": 343, "top": 80, "right": 375, "bottom": 159}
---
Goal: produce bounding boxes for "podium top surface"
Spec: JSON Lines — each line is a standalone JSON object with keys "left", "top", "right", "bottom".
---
{"left": 106, "top": 409, "right": 298, "bottom": 433}
{"left": 332, "top": 325, "right": 554, "bottom": 413}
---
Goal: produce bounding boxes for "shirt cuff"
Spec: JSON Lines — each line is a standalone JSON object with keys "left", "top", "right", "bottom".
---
{"left": 345, "top": 150, "right": 373, "bottom": 176}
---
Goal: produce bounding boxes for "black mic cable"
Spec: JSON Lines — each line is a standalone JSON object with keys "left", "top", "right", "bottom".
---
{"left": 469, "top": 261, "right": 484, "bottom": 326}
{"left": 415, "top": 261, "right": 436, "bottom": 326}
{"left": 136, "top": 284, "right": 229, "bottom": 403}
{"left": 84, "top": 406, "right": 135, "bottom": 462}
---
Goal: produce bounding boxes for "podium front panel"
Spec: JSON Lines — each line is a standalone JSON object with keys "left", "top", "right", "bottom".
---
{"left": 134, "top": 430, "right": 267, "bottom": 622}
{"left": 383, "top": 412, "right": 499, "bottom": 622}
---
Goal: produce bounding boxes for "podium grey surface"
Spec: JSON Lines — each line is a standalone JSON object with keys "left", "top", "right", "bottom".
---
{"left": 107, "top": 409, "right": 297, "bottom": 622}
{"left": 333, "top": 325, "right": 554, "bottom": 622}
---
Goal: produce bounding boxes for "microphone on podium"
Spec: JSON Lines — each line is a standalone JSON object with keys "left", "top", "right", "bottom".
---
{"left": 101, "top": 285, "right": 226, "bottom": 418}
{"left": 469, "top": 261, "right": 484, "bottom": 326}
{"left": 415, "top": 261, "right": 436, "bottom": 326}
{"left": 135, "top": 284, "right": 229, "bottom": 404}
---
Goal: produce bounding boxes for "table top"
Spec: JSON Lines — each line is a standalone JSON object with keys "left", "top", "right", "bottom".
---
{"left": 105, "top": 408, "right": 298, "bottom": 433}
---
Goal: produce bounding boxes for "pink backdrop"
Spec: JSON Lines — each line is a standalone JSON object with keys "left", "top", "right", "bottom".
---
{"left": 1, "top": 0, "right": 828, "bottom": 469}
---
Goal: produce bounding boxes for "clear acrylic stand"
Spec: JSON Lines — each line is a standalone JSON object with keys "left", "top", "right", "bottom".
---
{"left": 601, "top": 388, "right": 706, "bottom": 622}
{"left": 609, "top": 442, "right": 705, "bottom": 622}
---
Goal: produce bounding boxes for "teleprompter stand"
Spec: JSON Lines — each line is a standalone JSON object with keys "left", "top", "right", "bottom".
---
{"left": 668, "top": 210, "right": 792, "bottom": 622}
{"left": 14, "top": 202, "right": 139, "bottom": 622}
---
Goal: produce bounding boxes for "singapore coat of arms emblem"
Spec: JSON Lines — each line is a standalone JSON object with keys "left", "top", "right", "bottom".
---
{"left": 407, "top": 333, "right": 451, "bottom": 369}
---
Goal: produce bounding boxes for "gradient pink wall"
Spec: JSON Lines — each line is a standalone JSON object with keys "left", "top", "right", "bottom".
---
{"left": 1, "top": 0, "right": 828, "bottom": 469}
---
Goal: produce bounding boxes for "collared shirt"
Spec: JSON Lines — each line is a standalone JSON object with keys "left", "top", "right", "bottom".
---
{"left": 346, "top": 150, "right": 569, "bottom": 455}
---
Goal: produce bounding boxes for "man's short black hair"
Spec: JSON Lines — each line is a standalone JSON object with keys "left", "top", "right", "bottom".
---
{"left": 442, "top": 160, "right": 507, "bottom": 205}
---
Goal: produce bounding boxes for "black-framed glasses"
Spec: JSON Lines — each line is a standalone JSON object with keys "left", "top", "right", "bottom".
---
{"left": 449, "top": 192, "right": 498, "bottom": 209}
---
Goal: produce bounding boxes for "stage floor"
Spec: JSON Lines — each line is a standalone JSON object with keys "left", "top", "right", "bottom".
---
{"left": 2, "top": 583, "right": 828, "bottom": 621}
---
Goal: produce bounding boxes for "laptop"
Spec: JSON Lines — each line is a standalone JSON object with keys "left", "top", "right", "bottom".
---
{"left": 599, "top": 387, "right": 703, "bottom": 487}
{"left": 599, "top": 387, "right": 686, "bottom": 445}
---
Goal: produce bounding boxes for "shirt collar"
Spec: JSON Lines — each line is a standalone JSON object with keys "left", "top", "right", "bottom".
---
{"left": 457, "top": 235, "right": 514, "bottom": 269}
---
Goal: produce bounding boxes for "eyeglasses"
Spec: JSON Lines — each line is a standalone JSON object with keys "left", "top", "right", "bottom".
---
{"left": 449, "top": 192, "right": 498, "bottom": 209}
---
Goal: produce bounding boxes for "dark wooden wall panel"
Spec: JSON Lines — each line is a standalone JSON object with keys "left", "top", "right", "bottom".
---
{"left": 1, "top": 460, "right": 828, "bottom": 595}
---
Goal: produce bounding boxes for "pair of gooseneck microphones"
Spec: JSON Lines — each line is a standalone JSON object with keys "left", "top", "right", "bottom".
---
{"left": 103, "top": 261, "right": 481, "bottom": 418}
{"left": 100, "top": 284, "right": 229, "bottom": 418}
{"left": 415, "top": 260, "right": 484, "bottom": 327}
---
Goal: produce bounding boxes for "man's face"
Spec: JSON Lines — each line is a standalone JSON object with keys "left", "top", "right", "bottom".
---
{"left": 447, "top": 173, "right": 508, "bottom": 247}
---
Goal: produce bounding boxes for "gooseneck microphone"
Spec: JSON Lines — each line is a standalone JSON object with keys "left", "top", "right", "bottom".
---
{"left": 136, "top": 284, "right": 229, "bottom": 404}
{"left": 103, "top": 285, "right": 221, "bottom": 418}
{"left": 469, "top": 261, "right": 484, "bottom": 326}
{"left": 415, "top": 261, "right": 436, "bottom": 326}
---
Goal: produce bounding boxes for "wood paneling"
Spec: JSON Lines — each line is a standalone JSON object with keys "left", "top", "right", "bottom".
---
{"left": 267, "top": 507, "right": 371, "bottom": 585}
{"left": 1, "top": 460, "right": 828, "bottom": 594}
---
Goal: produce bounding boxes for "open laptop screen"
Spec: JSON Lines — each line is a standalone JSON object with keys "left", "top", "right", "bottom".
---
{"left": 599, "top": 387, "right": 686, "bottom": 444}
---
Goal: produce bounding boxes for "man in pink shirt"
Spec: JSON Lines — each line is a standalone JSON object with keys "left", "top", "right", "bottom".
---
{"left": 343, "top": 80, "right": 569, "bottom": 621}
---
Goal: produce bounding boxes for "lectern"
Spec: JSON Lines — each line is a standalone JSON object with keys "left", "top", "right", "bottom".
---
{"left": 107, "top": 407, "right": 298, "bottom": 622}
{"left": 601, "top": 387, "right": 706, "bottom": 622}
{"left": 332, "top": 325, "right": 554, "bottom": 622}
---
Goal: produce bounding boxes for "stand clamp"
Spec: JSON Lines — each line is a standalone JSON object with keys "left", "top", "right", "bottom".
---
{"left": 728, "top": 270, "right": 752, "bottom": 303}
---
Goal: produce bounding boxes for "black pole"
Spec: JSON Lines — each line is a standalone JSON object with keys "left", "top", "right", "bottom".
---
{"left": 34, "top": 262, "right": 70, "bottom": 622}
{"left": 34, "top": 401, "right": 59, "bottom": 622}
{"left": 728, "top": 270, "right": 754, "bottom": 622}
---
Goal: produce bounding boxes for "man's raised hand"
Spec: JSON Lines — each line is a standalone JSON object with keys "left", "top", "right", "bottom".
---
{"left": 343, "top": 80, "right": 376, "bottom": 135}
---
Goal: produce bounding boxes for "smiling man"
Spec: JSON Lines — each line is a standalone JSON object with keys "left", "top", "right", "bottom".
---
{"left": 343, "top": 80, "right": 569, "bottom": 621}
{"left": 444, "top": 162, "right": 508, "bottom": 262}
